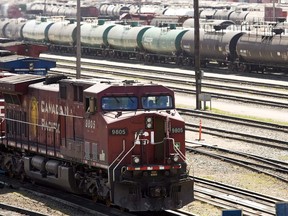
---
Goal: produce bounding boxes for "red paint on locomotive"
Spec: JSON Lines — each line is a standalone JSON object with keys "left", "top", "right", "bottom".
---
{"left": 1, "top": 42, "right": 48, "bottom": 57}
{"left": 0, "top": 75, "right": 194, "bottom": 211}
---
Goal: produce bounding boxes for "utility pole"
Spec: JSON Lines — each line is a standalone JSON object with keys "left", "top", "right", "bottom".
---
{"left": 272, "top": 0, "right": 275, "bottom": 22}
{"left": 194, "top": 0, "right": 202, "bottom": 109}
{"left": 43, "top": 0, "right": 47, "bottom": 16}
{"left": 76, "top": 0, "right": 81, "bottom": 79}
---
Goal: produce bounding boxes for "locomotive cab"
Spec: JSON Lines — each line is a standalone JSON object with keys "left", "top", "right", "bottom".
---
{"left": 83, "top": 81, "right": 194, "bottom": 211}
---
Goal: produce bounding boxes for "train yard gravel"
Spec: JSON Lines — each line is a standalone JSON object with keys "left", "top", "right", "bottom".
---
{"left": 0, "top": 186, "right": 93, "bottom": 216}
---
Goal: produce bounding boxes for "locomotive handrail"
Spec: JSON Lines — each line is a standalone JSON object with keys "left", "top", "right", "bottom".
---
{"left": 169, "top": 138, "right": 186, "bottom": 162}
{"left": 111, "top": 139, "right": 137, "bottom": 182}
{"left": 108, "top": 139, "right": 126, "bottom": 183}
{"left": 58, "top": 113, "right": 83, "bottom": 119}
{"left": 4, "top": 117, "right": 57, "bottom": 129}
{"left": 171, "top": 137, "right": 192, "bottom": 174}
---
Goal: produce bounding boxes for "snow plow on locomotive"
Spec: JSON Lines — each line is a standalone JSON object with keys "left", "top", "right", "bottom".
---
{"left": 0, "top": 74, "right": 194, "bottom": 211}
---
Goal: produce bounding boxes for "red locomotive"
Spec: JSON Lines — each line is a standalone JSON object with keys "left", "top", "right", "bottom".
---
{"left": 0, "top": 38, "right": 48, "bottom": 57}
{"left": 0, "top": 74, "right": 194, "bottom": 211}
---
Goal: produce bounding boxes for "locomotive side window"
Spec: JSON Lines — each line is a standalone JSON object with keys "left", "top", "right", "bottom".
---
{"left": 142, "top": 95, "right": 173, "bottom": 109}
{"left": 85, "top": 97, "right": 97, "bottom": 114}
{"left": 101, "top": 96, "right": 138, "bottom": 111}
{"left": 3, "top": 94, "right": 20, "bottom": 105}
{"left": 60, "top": 85, "right": 67, "bottom": 99}
{"left": 73, "top": 86, "right": 84, "bottom": 103}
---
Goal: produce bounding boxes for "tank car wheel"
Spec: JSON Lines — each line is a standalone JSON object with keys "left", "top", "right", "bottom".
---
{"left": 228, "top": 63, "right": 236, "bottom": 72}
{"left": 239, "top": 64, "right": 247, "bottom": 73}
{"left": 135, "top": 53, "right": 140, "bottom": 61}
{"left": 176, "top": 57, "right": 183, "bottom": 66}
{"left": 102, "top": 50, "right": 107, "bottom": 57}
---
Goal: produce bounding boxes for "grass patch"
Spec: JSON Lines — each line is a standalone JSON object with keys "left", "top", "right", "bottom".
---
{"left": 176, "top": 104, "right": 288, "bottom": 125}
{"left": 208, "top": 107, "right": 288, "bottom": 126}
{"left": 278, "top": 155, "right": 288, "bottom": 162}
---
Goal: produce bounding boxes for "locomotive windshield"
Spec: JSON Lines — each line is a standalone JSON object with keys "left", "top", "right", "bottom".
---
{"left": 101, "top": 96, "right": 138, "bottom": 111}
{"left": 142, "top": 95, "right": 173, "bottom": 109}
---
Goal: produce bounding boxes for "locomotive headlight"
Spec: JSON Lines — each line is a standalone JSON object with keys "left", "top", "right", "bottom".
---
{"left": 132, "top": 155, "right": 140, "bottom": 164}
{"left": 170, "top": 154, "right": 179, "bottom": 163}
{"left": 145, "top": 117, "right": 153, "bottom": 129}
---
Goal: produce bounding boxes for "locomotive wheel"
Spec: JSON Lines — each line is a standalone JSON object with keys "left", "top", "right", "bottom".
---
{"left": 92, "top": 194, "right": 98, "bottom": 203}
{"left": 5, "top": 163, "right": 14, "bottom": 178}
{"left": 106, "top": 198, "right": 111, "bottom": 207}
{"left": 8, "top": 169, "right": 14, "bottom": 178}
{"left": 20, "top": 173, "right": 26, "bottom": 182}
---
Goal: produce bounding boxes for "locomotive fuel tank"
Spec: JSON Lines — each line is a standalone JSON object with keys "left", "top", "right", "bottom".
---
{"left": 47, "top": 21, "right": 77, "bottom": 45}
{"left": 21, "top": 18, "right": 54, "bottom": 42}
{"left": 106, "top": 24, "right": 150, "bottom": 51}
{"left": 45, "top": 160, "right": 61, "bottom": 176}
{"left": 141, "top": 27, "right": 188, "bottom": 55}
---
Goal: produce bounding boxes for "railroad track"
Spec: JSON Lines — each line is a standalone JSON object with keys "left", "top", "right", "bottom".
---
{"left": 0, "top": 174, "right": 197, "bottom": 216}
{"left": 179, "top": 109, "right": 288, "bottom": 132}
{"left": 42, "top": 54, "right": 288, "bottom": 108}
{"left": 0, "top": 175, "right": 132, "bottom": 216}
{"left": 180, "top": 109, "right": 288, "bottom": 149}
{"left": 193, "top": 176, "right": 287, "bottom": 216}
{"left": 186, "top": 141, "right": 288, "bottom": 183}
{"left": 43, "top": 53, "right": 288, "bottom": 90}
{"left": 0, "top": 203, "right": 48, "bottom": 216}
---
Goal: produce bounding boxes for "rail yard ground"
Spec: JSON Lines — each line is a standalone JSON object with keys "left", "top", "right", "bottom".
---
{"left": 176, "top": 75, "right": 288, "bottom": 215}
{"left": 1, "top": 57, "right": 288, "bottom": 215}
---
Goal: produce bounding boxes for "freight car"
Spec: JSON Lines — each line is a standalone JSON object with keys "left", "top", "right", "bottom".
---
{"left": 0, "top": 74, "right": 194, "bottom": 211}
{"left": 26, "top": 2, "right": 99, "bottom": 18}
{"left": 1, "top": 17, "right": 288, "bottom": 72}
{"left": 235, "top": 29, "right": 288, "bottom": 72}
